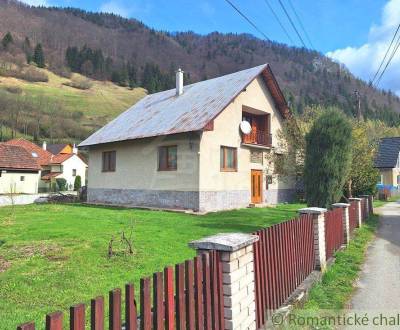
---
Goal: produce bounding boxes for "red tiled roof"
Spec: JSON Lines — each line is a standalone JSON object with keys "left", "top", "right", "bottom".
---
{"left": 6, "top": 138, "right": 52, "bottom": 166}
{"left": 41, "top": 172, "right": 62, "bottom": 180}
{"left": 0, "top": 143, "right": 40, "bottom": 171}
{"left": 49, "top": 153, "right": 74, "bottom": 164}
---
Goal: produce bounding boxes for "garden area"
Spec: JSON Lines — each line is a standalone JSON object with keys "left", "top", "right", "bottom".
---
{"left": 0, "top": 202, "right": 303, "bottom": 328}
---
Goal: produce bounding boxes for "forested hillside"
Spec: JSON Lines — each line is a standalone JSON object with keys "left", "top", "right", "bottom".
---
{"left": 0, "top": 0, "right": 400, "bottom": 143}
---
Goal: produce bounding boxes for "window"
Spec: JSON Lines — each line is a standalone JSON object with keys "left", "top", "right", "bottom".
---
{"left": 72, "top": 169, "right": 77, "bottom": 176}
{"left": 220, "top": 146, "right": 237, "bottom": 171}
{"left": 20, "top": 176, "right": 25, "bottom": 182}
{"left": 102, "top": 151, "right": 116, "bottom": 172}
{"left": 158, "top": 146, "right": 177, "bottom": 171}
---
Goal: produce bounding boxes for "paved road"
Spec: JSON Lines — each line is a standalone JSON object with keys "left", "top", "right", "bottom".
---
{"left": 345, "top": 201, "right": 400, "bottom": 329}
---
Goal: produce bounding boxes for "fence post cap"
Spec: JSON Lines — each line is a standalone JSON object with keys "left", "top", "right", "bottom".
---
{"left": 349, "top": 197, "right": 362, "bottom": 201}
{"left": 188, "top": 233, "right": 259, "bottom": 252}
{"left": 298, "top": 207, "right": 327, "bottom": 214}
{"left": 359, "top": 195, "right": 369, "bottom": 198}
{"left": 332, "top": 203, "right": 350, "bottom": 208}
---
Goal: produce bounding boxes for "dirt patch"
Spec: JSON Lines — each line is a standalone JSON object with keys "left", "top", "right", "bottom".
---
{"left": 0, "top": 256, "right": 11, "bottom": 273}
{"left": 13, "top": 242, "right": 68, "bottom": 262}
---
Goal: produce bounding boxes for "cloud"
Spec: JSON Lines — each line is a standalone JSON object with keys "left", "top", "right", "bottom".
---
{"left": 327, "top": 0, "right": 400, "bottom": 95}
{"left": 19, "top": 0, "right": 48, "bottom": 6}
{"left": 99, "top": 0, "right": 152, "bottom": 18}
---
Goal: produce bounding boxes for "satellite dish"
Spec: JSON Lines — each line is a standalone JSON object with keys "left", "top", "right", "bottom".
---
{"left": 240, "top": 121, "right": 252, "bottom": 135}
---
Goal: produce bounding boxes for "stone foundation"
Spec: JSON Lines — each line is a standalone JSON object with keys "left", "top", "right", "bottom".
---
{"left": 198, "top": 190, "right": 250, "bottom": 212}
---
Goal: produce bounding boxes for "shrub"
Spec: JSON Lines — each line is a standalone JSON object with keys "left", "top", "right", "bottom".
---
{"left": 304, "top": 109, "right": 352, "bottom": 208}
{"left": 56, "top": 178, "right": 67, "bottom": 191}
{"left": 21, "top": 67, "right": 48, "bottom": 82}
{"left": 5, "top": 86, "right": 22, "bottom": 94}
{"left": 64, "top": 77, "right": 93, "bottom": 90}
{"left": 74, "top": 175, "right": 82, "bottom": 191}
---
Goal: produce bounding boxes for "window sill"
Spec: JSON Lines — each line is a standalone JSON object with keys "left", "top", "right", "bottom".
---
{"left": 220, "top": 169, "right": 238, "bottom": 172}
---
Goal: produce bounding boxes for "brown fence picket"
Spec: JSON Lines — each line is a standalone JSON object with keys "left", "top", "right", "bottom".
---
{"left": 70, "top": 304, "right": 85, "bottom": 330}
{"left": 140, "top": 278, "right": 152, "bottom": 330}
{"left": 185, "top": 260, "right": 195, "bottom": 330}
{"left": 17, "top": 323, "right": 35, "bottom": 330}
{"left": 125, "top": 284, "right": 137, "bottom": 330}
{"left": 153, "top": 272, "right": 164, "bottom": 330}
{"left": 202, "top": 253, "right": 212, "bottom": 330}
{"left": 109, "top": 288, "right": 121, "bottom": 330}
{"left": 45, "top": 311, "right": 63, "bottom": 330}
{"left": 176, "top": 263, "right": 186, "bottom": 330}
{"left": 91, "top": 296, "right": 104, "bottom": 330}
{"left": 194, "top": 256, "right": 204, "bottom": 330}
{"left": 164, "top": 267, "right": 174, "bottom": 330}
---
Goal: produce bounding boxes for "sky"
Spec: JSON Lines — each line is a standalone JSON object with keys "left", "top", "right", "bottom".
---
{"left": 20, "top": 0, "right": 400, "bottom": 94}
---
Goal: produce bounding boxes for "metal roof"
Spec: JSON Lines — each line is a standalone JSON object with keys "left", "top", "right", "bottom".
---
{"left": 80, "top": 63, "right": 286, "bottom": 147}
{"left": 374, "top": 137, "right": 400, "bottom": 168}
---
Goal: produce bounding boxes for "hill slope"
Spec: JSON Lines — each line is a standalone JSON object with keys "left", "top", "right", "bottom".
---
{"left": 0, "top": 0, "right": 399, "bottom": 142}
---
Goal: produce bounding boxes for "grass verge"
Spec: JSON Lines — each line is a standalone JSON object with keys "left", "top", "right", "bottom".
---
{"left": 285, "top": 214, "right": 379, "bottom": 329}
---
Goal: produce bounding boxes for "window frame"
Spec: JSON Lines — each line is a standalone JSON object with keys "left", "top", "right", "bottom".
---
{"left": 72, "top": 169, "right": 77, "bottom": 177}
{"left": 220, "top": 146, "right": 238, "bottom": 172}
{"left": 158, "top": 145, "right": 178, "bottom": 171}
{"left": 102, "top": 151, "right": 116, "bottom": 172}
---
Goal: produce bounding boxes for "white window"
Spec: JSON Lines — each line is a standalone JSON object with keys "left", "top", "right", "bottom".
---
{"left": 380, "top": 174, "right": 384, "bottom": 184}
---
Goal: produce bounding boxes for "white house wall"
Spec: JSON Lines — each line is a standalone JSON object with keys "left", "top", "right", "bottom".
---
{"left": 57, "top": 155, "right": 87, "bottom": 190}
{"left": 0, "top": 171, "right": 39, "bottom": 194}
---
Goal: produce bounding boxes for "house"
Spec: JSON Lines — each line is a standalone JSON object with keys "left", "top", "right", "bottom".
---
{"left": 0, "top": 143, "right": 41, "bottom": 194}
{"left": 46, "top": 143, "right": 76, "bottom": 155}
{"left": 79, "top": 64, "right": 294, "bottom": 212}
{"left": 6, "top": 138, "right": 87, "bottom": 191}
{"left": 374, "top": 137, "right": 400, "bottom": 188}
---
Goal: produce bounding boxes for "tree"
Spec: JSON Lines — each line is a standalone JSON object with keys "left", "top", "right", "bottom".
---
{"left": 74, "top": 175, "right": 82, "bottom": 191}
{"left": 33, "top": 43, "right": 45, "bottom": 68}
{"left": 22, "top": 37, "right": 33, "bottom": 63}
{"left": 2, "top": 32, "right": 13, "bottom": 50}
{"left": 304, "top": 109, "right": 352, "bottom": 208}
{"left": 347, "top": 122, "right": 379, "bottom": 197}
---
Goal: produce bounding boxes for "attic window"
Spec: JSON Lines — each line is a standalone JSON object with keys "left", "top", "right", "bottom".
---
{"left": 32, "top": 152, "right": 38, "bottom": 158}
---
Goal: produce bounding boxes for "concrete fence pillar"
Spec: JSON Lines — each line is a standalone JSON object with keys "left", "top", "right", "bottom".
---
{"left": 332, "top": 203, "right": 350, "bottom": 245}
{"left": 298, "top": 207, "right": 327, "bottom": 272}
{"left": 359, "top": 195, "right": 370, "bottom": 217}
{"left": 349, "top": 198, "right": 362, "bottom": 227}
{"left": 189, "top": 233, "right": 259, "bottom": 330}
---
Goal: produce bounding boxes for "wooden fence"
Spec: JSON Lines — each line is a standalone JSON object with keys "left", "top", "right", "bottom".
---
{"left": 349, "top": 201, "right": 358, "bottom": 234}
{"left": 17, "top": 251, "right": 224, "bottom": 330}
{"left": 324, "top": 208, "right": 344, "bottom": 260}
{"left": 252, "top": 214, "right": 314, "bottom": 328}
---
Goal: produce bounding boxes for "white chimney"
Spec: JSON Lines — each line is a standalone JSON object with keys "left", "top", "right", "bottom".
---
{"left": 176, "top": 68, "right": 184, "bottom": 96}
{"left": 42, "top": 141, "right": 47, "bottom": 151}
{"left": 72, "top": 143, "right": 78, "bottom": 155}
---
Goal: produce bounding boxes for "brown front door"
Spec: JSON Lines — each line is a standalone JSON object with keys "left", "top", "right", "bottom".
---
{"left": 251, "top": 170, "right": 263, "bottom": 204}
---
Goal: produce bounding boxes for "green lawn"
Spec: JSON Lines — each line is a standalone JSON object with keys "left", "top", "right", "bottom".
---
{"left": 0, "top": 203, "right": 303, "bottom": 329}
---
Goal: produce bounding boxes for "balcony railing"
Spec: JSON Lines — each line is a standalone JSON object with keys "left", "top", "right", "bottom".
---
{"left": 242, "top": 130, "right": 272, "bottom": 146}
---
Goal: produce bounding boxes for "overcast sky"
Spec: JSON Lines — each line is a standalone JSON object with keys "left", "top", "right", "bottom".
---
{"left": 20, "top": 0, "right": 400, "bottom": 95}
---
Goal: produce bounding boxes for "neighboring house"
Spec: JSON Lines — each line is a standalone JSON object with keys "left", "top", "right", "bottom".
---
{"left": 6, "top": 138, "right": 87, "bottom": 191}
{"left": 0, "top": 143, "right": 40, "bottom": 194}
{"left": 46, "top": 143, "right": 76, "bottom": 155}
{"left": 374, "top": 137, "right": 400, "bottom": 187}
{"left": 79, "top": 64, "right": 294, "bottom": 212}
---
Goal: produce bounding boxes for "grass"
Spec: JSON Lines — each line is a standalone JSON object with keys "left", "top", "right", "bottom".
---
{"left": 0, "top": 202, "right": 304, "bottom": 329}
{"left": 286, "top": 214, "right": 379, "bottom": 329}
{"left": 0, "top": 68, "right": 146, "bottom": 120}
{"left": 373, "top": 196, "right": 398, "bottom": 208}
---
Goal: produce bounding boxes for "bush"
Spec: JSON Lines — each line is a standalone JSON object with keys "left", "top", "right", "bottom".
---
{"left": 5, "top": 86, "right": 22, "bottom": 94}
{"left": 74, "top": 175, "right": 82, "bottom": 191}
{"left": 64, "top": 77, "right": 93, "bottom": 90}
{"left": 304, "top": 109, "right": 352, "bottom": 208}
{"left": 55, "top": 178, "right": 67, "bottom": 191}
{"left": 0, "top": 66, "right": 48, "bottom": 82}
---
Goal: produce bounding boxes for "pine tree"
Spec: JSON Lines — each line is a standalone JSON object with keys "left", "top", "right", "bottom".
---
{"left": 2, "top": 32, "right": 13, "bottom": 50}
{"left": 22, "top": 37, "right": 33, "bottom": 63}
{"left": 74, "top": 175, "right": 82, "bottom": 191}
{"left": 304, "top": 109, "right": 352, "bottom": 208}
{"left": 33, "top": 43, "right": 45, "bottom": 68}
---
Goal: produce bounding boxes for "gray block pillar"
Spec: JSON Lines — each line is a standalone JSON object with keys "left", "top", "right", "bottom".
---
{"left": 332, "top": 203, "right": 350, "bottom": 245}
{"left": 189, "top": 233, "right": 259, "bottom": 330}
{"left": 349, "top": 198, "right": 362, "bottom": 227}
{"left": 299, "top": 207, "right": 328, "bottom": 272}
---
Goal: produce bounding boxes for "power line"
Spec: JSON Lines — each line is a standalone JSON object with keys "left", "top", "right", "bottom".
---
{"left": 262, "top": 0, "right": 294, "bottom": 44}
{"left": 277, "top": 0, "right": 307, "bottom": 48}
{"left": 223, "top": 0, "right": 271, "bottom": 41}
{"left": 286, "top": 0, "right": 314, "bottom": 49}
{"left": 371, "top": 23, "right": 400, "bottom": 85}
{"left": 375, "top": 33, "right": 400, "bottom": 87}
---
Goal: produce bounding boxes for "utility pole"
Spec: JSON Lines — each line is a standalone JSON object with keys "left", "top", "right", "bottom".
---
{"left": 354, "top": 90, "right": 361, "bottom": 121}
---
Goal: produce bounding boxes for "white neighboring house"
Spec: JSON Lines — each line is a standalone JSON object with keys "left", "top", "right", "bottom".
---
{"left": 0, "top": 143, "right": 40, "bottom": 194}
{"left": 6, "top": 139, "right": 87, "bottom": 192}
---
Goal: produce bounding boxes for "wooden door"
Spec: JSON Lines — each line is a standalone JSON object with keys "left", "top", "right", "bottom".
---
{"left": 251, "top": 170, "right": 263, "bottom": 204}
